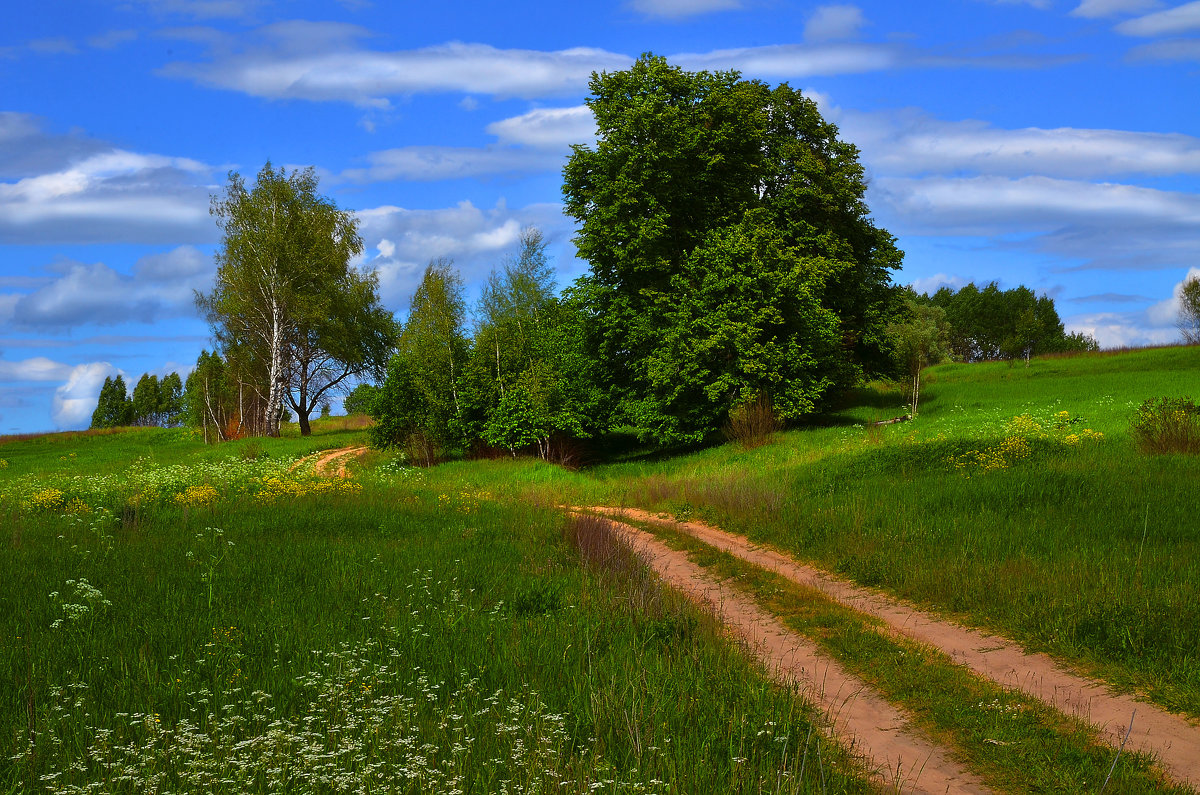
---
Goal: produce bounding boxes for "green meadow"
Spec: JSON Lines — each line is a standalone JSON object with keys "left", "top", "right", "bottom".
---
{"left": 2, "top": 345, "right": 1198, "bottom": 793}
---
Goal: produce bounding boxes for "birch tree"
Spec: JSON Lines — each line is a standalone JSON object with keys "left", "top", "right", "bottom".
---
{"left": 1180, "top": 274, "right": 1200, "bottom": 345}
{"left": 198, "top": 163, "right": 367, "bottom": 436}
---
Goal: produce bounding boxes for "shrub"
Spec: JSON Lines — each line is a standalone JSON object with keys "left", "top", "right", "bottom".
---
{"left": 723, "top": 394, "right": 781, "bottom": 448}
{"left": 1131, "top": 396, "right": 1200, "bottom": 454}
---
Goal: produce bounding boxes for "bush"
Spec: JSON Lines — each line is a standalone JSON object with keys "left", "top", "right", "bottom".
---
{"left": 1131, "top": 396, "right": 1200, "bottom": 454}
{"left": 723, "top": 394, "right": 781, "bottom": 448}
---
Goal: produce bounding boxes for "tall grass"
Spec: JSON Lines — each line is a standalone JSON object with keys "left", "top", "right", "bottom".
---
{"left": 2, "top": 454, "right": 867, "bottom": 793}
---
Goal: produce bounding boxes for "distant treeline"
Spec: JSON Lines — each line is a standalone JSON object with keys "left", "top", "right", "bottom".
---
{"left": 90, "top": 373, "right": 184, "bottom": 429}
{"left": 913, "top": 282, "right": 1097, "bottom": 363}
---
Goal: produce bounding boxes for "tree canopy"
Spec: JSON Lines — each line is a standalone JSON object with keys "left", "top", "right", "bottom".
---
{"left": 1180, "top": 274, "right": 1200, "bottom": 345}
{"left": 923, "top": 282, "right": 1096, "bottom": 362}
{"left": 197, "top": 162, "right": 394, "bottom": 436}
{"left": 563, "top": 54, "right": 901, "bottom": 444}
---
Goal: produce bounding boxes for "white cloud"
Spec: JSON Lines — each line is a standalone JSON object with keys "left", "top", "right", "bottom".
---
{"left": 0, "top": 147, "right": 215, "bottom": 244}
{"left": 676, "top": 42, "right": 898, "bottom": 76}
{"left": 629, "top": 0, "right": 742, "bottom": 19}
{"left": 0, "top": 357, "right": 74, "bottom": 382}
{"left": 1145, "top": 265, "right": 1200, "bottom": 325}
{"left": 356, "top": 200, "right": 571, "bottom": 308}
{"left": 1064, "top": 311, "right": 1181, "bottom": 347}
{"left": 340, "top": 146, "right": 564, "bottom": 183}
{"left": 486, "top": 106, "right": 596, "bottom": 149}
{"left": 340, "top": 105, "right": 595, "bottom": 184}
{"left": 161, "top": 29, "right": 632, "bottom": 105}
{"left": 909, "top": 273, "right": 968, "bottom": 295}
{"left": 836, "top": 108, "right": 1200, "bottom": 178}
{"left": 804, "top": 5, "right": 866, "bottom": 42}
{"left": 5, "top": 246, "right": 213, "bottom": 329}
{"left": 874, "top": 175, "right": 1200, "bottom": 270}
{"left": 52, "top": 362, "right": 118, "bottom": 429}
{"left": 1127, "top": 36, "right": 1200, "bottom": 59}
{"left": 1071, "top": 0, "right": 1162, "bottom": 18}
{"left": 1116, "top": 0, "right": 1200, "bottom": 34}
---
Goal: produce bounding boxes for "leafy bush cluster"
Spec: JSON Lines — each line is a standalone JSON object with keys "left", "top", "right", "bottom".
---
{"left": 1131, "top": 396, "right": 1200, "bottom": 454}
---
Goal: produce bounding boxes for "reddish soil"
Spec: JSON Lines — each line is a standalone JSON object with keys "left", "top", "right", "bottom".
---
{"left": 311, "top": 446, "right": 368, "bottom": 477}
{"left": 583, "top": 512, "right": 993, "bottom": 794}
{"left": 585, "top": 506, "right": 1200, "bottom": 791}
{"left": 288, "top": 446, "right": 369, "bottom": 477}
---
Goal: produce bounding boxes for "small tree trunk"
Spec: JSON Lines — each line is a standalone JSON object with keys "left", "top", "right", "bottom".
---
{"left": 911, "top": 370, "right": 920, "bottom": 418}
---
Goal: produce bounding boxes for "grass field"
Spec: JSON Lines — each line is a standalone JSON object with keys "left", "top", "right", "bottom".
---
{"left": 1, "top": 427, "right": 865, "bottom": 792}
{"left": 2, "top": 345, "right": 1198, "bottom": 792}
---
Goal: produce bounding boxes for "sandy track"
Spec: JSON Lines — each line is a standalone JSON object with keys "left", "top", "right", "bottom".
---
{"left": 584, "top": 512, "right": 993, "bottom": 794}
{"left": 312, "top": 446, "right": 368, "bottom": 477}
{"left": 287, "top": 446, "right": 369, "bottom": 477}
{"left": 586, "top": 506, "right": 1200, "bottom": 790}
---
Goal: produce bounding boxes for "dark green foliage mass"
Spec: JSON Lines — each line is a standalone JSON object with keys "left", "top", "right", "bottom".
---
{"left": 89, "top": 375, "right": 132, "bottom": 429}
{"left": 342, "top": 383, "right": 379, "bottom": 416}
{"left": 130, "top": 373, "right": 160, "bottom": 426}
{"left": 563, "top": 55, "right": 902, "bottom": 444}
{"left": 924, "top": 282, "right": 1097, "bottom": 363}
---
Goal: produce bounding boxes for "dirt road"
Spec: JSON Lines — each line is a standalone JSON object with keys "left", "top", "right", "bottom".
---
{"left": 580, "top": 506, "right": 1200, "bottom": 791}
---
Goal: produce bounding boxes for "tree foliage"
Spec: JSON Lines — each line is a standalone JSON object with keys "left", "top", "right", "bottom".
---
{"left": 1180, "top": 273, "right": 1200, "bottom": 345}
{"left": 369, "top": 235, "right": 604, "bottom": 462}
{"left": 90, "top": 376, "right": 131, "bottom": 429}
{"left": 130, "top": 374, "right": 160, "bottom": 426}
{"left": 887, "top": 299, "right": 952, "bottom": 418}
{"left": 198, "top": 162, "right": 392, "bottom": 437}
{"left": 924, "top": 282, "right": 1094, "bottom": 362}
{"left": 563, "top": 54, "right": 901, "bottom": 443}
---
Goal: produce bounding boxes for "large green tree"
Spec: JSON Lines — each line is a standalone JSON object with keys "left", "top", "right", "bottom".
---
{"left": 563, "top": 55, "right": 901, "bottom": 444}
{"left": 90, "top": 375, "right": 132, "bottom": 429}
{"left": 198, "top": 162, "right": 391, "bottom": 437}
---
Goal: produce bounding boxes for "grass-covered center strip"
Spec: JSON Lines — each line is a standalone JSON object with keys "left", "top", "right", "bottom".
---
{"left": 2, "top": 473, "right": 872, "bottom": 793}
{"left": 621, "top": 514, "right": 1189, "bottom": 794}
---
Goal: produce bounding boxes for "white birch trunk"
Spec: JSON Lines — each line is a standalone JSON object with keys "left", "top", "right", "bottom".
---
{"left": 264, "top": 297, "right": 285, "bottom": 437}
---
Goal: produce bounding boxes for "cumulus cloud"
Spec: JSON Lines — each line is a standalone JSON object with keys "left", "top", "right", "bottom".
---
{"left": 52, "top": 362, "right": 119, "bottom": 429}
{"left": 486, "top": 106, "right": 596, "bottom": 149}
{"left": 3, "top": 246, "right": 213, "bottom": 329}
{"left": 834, "top": 108, "right": 1200, "bottom": 178}
{"left": 628, "top": 0, "right": 742, "bottom": 18}
{"left": 0, "top": 146, "right": 216, "bottom": 244}
{"left": 1116, "top": 0, "right": 1200, "bottom": 34}
{"left": 355, "top": 200, "right": 571, "bottom": 308}
{"left": 1071, "top": 0, "right": 1163, "bottom": 17}
{"left": 804, "top": 5, "right": 866, "bottom": 42}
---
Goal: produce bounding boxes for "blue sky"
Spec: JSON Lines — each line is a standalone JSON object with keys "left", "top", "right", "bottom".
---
{"left": 1, "top": 0, "right": 1197, "bottom": 434}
